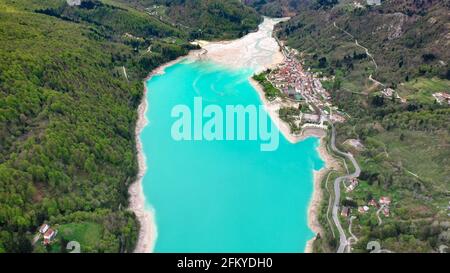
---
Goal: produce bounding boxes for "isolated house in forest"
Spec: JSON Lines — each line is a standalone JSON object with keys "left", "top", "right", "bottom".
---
{"left": 43, "top": 229, "right": 57, "bottom": 245}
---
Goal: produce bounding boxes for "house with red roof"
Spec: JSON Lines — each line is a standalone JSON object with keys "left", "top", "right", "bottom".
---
{"left": 341, "top": 206, "right": 351, "bottom": 217}
{"left": 43, "top": 228, "right": 57, "bottom": 245}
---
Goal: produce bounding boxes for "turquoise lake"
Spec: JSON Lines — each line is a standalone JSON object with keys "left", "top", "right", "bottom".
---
{"left": 141, "top": 60, "right": 324, "bottom": 252}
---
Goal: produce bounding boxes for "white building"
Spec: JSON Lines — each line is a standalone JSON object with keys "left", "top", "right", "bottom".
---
{"left": 367, "top": 0, "right": 381, "bottom": 6}
{"left": 67, "top": 0, "right": 81, "bottom": 6}
{"left": 39, "top": 224, "right": 49, "bottom": 234}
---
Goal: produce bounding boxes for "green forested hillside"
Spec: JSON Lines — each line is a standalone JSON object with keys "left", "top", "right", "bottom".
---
{"left": 0, "top": 0, "right": 260, "bottom": 253}
{"left": 243, "top": 0, "right": 310, "bottom": 17}
{"left": 111, "top": 0, "right": 262, "bottom": 39}
{"left": 274, "top": 0, "right": 450, "bottom": 253}
{"left": 278, "top": 0, "right": 450, "bottom": 84}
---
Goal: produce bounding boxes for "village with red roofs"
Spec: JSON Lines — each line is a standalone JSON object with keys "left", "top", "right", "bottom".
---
{"left": 264, "top": 47, "right": 346, "bottom": 134}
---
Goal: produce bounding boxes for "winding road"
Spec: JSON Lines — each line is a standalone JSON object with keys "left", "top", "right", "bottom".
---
{"left": 274, "top": 23, "right": 363, "bottom": 253}
{"left": 333, "top": 22, "right": 378, "bottom": 70}
{"left": 330, "top": 124, "right": 361, "bottom": 253}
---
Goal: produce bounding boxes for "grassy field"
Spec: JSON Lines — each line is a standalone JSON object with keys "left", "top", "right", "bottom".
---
{"left": 398, "top": 77, "right": 450, "bottom": 104}
{"left": 375, "top": 130, "right": 449, "bottom": 187}
{"left": 58, "top": 222, "right": 103, "bottom": 252}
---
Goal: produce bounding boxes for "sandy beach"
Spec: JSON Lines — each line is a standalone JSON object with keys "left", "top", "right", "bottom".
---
{"left": 305, "top": 140, "right": 341, "bottom": 253}
{"left": 250, "top": 78, "right": 339, "bottom": 253}
{"left": 128, "top": 85, "right": 155, "bottom": 252}
{"left": 130, "top": 17, "right": 338, "bottom": 253}
{"left": 129, "top": 54, "right": 201, "bottom": 253}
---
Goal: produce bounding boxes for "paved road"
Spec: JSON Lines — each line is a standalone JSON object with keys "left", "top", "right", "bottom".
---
{"left": 376, "top": 204, "right": 386, "bottom": 226}
{"left": 330, "top": 124, "right": 361, "bottom": 253}
{"left": 325, "top": 171, "right": 336, "bottom": 239}
{"left": 347, "top": 216, "right": 358, "bottom": 252}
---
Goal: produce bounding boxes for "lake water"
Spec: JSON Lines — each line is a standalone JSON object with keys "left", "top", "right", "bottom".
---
{"left": 140, "top": 60, "right": 324, "bottom": 252}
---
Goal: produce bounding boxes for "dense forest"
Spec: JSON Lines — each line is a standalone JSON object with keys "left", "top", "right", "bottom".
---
{"left": 270, "top": 0, "right": 450, "bottom": 252}
{"left": 107, "top": 0, "right": 262, "bottom": 39}
{"left": 243, "top": 0, "right": 309, "bottom": 17}
{"left": 2, "top": 0, "right": 449, "bottom": 254}
{"left": 0, "top": 0, "right": 261, "bottom": 253}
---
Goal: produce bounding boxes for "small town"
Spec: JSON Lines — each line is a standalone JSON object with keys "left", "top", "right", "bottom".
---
{"left": 264, "top": 47, "right": 346, "bottom": 133}
{"left": 262, "top": 43, "right": 399, "bottom": 251}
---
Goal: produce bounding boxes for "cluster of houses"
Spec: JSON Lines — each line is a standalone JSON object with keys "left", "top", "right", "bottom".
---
{"left": 38, "top": 223, "right": 58, "bottom": 245}
{"left": 378, "top": 196, "right": 392, "bottom": 217}
{"left": 341, "top": 196, "right": 392, "bottom": 218}
{"left": 433, "top": 92, "right": 450, "bottom": 105}
{"left": 367, "top": 197, "right": 391, "bottom": 217}
{"left": 267, "top": 48, "right": 345, "bottom": 125}
{"left": 268, "top": 49, "right": 331, "bottom": 103}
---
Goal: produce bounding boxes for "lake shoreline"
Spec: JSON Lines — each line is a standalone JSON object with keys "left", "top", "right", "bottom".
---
{"left": 129, "top": 52, "right": 203, "bottom": 253}
{"left": 249, "top": 79, "right": 338, "bottom": 253}
{"left": 130, "top": 17, "right": 336, "bottom": 253}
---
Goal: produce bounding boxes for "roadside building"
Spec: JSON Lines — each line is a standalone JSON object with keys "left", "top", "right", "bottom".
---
{"left": 347, "top": 178, "right": 359, "bottom": 192}
{"left": 341, "top": 206, "right": 351, "bottom": 217}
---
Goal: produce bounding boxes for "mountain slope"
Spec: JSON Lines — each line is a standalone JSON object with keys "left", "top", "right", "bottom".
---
{"left": 0, "top": 0, "right": 261, "bottom": 253}
{"left": 110, "top": 0, "right": 262, "bottom": 39}
{"left": 275, "top": 0, "right": 450, "bottom": 253}
{"left": 278, "top": 0, "right": 450, "bottom": 84}
{"left": 243, "top": 0, "right": 311, "bottom": 17}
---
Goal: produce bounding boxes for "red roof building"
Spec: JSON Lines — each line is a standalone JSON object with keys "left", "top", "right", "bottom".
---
{"left": 341, "top": 206, "right": 351, "bottom": 217}
{"left": 43, "top": 228, "right": 56, "bottom": 245}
